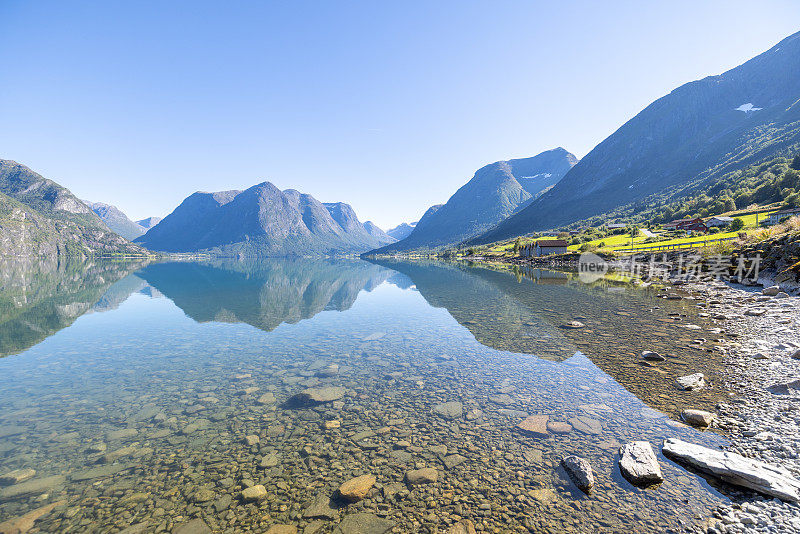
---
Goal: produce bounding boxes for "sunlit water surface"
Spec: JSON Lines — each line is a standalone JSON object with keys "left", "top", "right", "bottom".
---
{"left": 0, "top": 259, "right": 734, "bottom": 533}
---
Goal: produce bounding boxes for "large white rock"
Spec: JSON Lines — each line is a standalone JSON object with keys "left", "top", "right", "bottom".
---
{"left": 619, "top": 441, "right": 664, "bottom": 485}
{"left": 675, "top": 373, "right": 706, "bottom": 391}
{"left": 662, "top": 439, "right": 800, "bottom": 502}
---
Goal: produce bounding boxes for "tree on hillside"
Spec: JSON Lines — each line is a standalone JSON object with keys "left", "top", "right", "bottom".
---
{"left": 513, "top": 237, "right": 521, "bottom": 254}
{"left": 730, "top": 218, "right": 745, "bottom": 231}
{"left": 723, "top": 197, "right": 736, "bottom": 212}
{"left": 792, "top": 154, "right": 800, "bottom": 171}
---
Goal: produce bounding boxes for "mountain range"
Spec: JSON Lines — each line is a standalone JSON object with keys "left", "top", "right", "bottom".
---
{"left": 83, "top": 202, "right": 164, "bottom": 241}
{"left": 0, "top": 160, "right": 145, "bottom": 257}
{"left": 472, "top": 30, "right": 800, "bottom": 244}
{"left": 370, "top": 148, "right": 577, "bottom": 253}
{"left": 386, "top": 221, "right": 417, "bottom": 241}
{"left": 134, "top": 182, "right": 395, "bottom": 256}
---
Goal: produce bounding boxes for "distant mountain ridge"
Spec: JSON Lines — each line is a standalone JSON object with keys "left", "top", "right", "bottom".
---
{"left": 473, "top": 31, "right": 800, "bottom": 244}
{"left": 135, "top": 182, "right": 395, "bottom": 256}
{"left": 84, "top": 201, "right": 146, "bottom": 241}
{"left": 370, "top": 148, "right": 577, "bottom": 253}
{"left": 386, "top": 221, "right": 417, "bottom": 240}
{"left": 0, "top": 159, "right": 145, "bottom": 257}
{"left": 137, "top": 216, "right": 162, "bottom": 230}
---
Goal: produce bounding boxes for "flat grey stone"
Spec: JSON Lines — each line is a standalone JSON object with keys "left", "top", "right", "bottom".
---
{"left": 334, "top": 513, "right": 394, "bottom": 534}
{"left": 619, "top": 441, "right": 663, "bottom": 485}
{"left": 663, "top": 438, "right": 800, "bottom": 502}
{"left": 172, "top": 519, "right": 212, "bottom": 534}
{"left": 432, "top": 401, "right": 463, "bottom": 419}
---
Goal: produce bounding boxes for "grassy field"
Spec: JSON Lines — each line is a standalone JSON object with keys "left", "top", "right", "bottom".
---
{"left": 473, "top": 207, "right": 783, "bottom": 258}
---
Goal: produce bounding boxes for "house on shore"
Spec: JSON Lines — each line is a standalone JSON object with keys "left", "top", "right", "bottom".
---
{"left": 520, "top": 239, "right": 568, "bottom": 257}
{"left": 663, "top": 217, "right": 707, "bottom": 232}
{"left": 768, "top": 208, "right": 800, "bottom": 225}
{"left": 706, "top": 216, "right": 734, "bottom": 227}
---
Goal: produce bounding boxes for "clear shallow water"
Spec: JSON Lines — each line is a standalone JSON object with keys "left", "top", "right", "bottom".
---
{"left": 0, "top": 259, "right": 734, "bottom": 533}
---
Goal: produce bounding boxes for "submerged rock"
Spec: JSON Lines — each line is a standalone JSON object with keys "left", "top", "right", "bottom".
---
{"left": 568, "top": 416, "right": 602, "bottom": 435}
{"left": 173, "top": 519, "right": 212, "bottom": 534}
{"left": 405, "top": 468, "right": 438, "bottom": 485}
{"left": 0, "top": 500, "right": 65, "bottom": 534}
{"left": 241, "top": 484, "right": 268, "bottom": 502}
{"left": 448, "top": 519, "right": 477, "bottom": 534}
{"left": 0, "top": 475, "right": 65, "bottom": 500}
{"left": 338, "top": 474, "right": 376, "bottom": 502}
{"left": 0, "top": 468, "right": 35, "bottom": 486}
{"left": 256, "top": 392, "right": 277, "bottom": 405}
{"left": 675, "top": 373, "right": 706, "bottom": 391}
{"left": 265, "top": 525, "right": 297, "bottom": 534}
{"left": 641, "top": 350, "right": 665, "bottom": 362}
{"left": 442, "top": 454, "right": 467, "bottom": 469}
{"left": 619, "top": 441, "right": 664, "bottom": 485}
{"left": 432, "top": 401, "right": 463, "bottom": 419}
{"left": 561, "top": 321, "right": 585, "bottom": 329}
{"left": 303, "top": 494, "right": 339, "bottom": 520}
{"left": 681, "top": 409, "right": 715, "bottom": 427}
{"left": 546, "top": 421, "right": 572, "bottom": 434}
{"left": 334, "top": 513, "right": 394, "bottom": 534}
{"left": 298, "top": 387, "right": 346, "bottom": 403}
{"left": 260, "top": 452, "right": 279, "bottom": 468}
{"left": 516, "top": 415, "right": 549, "bottom": 437}
{"left": 561, "top": 455, "right": 594, "bottom": 493}
{"left": 69, "top": 464, "right": 129, "bottom": 482}
{"left": 662, "top": 439, "right": 800, "bottom": 502}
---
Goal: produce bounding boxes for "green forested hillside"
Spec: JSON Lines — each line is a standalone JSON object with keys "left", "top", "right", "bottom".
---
{"left": 574, "top": 153, "right": 800, "bottom": 228}
{"left": 472, "top": 31, "right": 800, "bottom": 244}
{"left": 0, "top": 159, "right": 147, "bottom": 257}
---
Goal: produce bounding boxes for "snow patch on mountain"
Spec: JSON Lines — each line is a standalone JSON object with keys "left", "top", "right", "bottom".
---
{"left": 735, "top": 103, "right": 762, "bottom": 113}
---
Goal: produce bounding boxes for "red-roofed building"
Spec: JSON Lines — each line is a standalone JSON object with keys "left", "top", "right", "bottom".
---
{"left": 520, "top": 239, "right": 568, "bottom": 257}
{"left": 663, "top": 217, "right": 707, "bottom": 232}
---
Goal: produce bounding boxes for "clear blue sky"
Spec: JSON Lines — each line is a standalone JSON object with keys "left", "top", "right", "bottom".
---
{"left": 2, "top": 1, "right": 799, "bottom": 229}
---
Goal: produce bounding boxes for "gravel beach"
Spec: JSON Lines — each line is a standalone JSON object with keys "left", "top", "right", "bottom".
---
{"left": 669, "top": 278, "right": 800, "bottom": 533}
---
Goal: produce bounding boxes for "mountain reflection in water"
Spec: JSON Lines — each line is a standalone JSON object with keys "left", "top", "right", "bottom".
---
{"left": 0, "top": 257, "right": 148, "bottom": 358}
{"left": 373, "top": 259, "right": 729, "bottom": 419}
{"left": 135, "top": 260, "right": 392, "bottom": 333}
{"left": 0, "top": 257, "right": 733, "bottom": 533}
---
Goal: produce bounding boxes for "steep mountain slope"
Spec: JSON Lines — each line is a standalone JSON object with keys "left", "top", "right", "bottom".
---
{"left": 370, "top": 148, "right": 576, "bottom": 253}
{"left": 474, "top": 31, "right": 800, "bottom": 244}
{"left": 136, "top": 216, "right": 162, "bottom": 231}
{"left": 387, "top": 221, "right": 417, "bottom": 240}
{"left": 0, "top": 159, "right": 146, "bottom": 257}
{"left": 362, "top": 221, "right": 395, "bottom": 243}
{"left": 84, "top": 201, "right": 145, "bottom": 240}
{"left": 134, "top": 182, "right": 394, "bottom": 256}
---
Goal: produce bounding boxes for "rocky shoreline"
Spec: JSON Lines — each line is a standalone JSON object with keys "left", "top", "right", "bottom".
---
{"left": 476, "top": 248, "right": 800, "bottom": 532}
{"left": 678, "top": 277, "right": 800, "bottom": 533}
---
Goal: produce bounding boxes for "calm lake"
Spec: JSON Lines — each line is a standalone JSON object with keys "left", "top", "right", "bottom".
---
{"left": 0, "top": 258, "right": 735, "bottom": 533}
